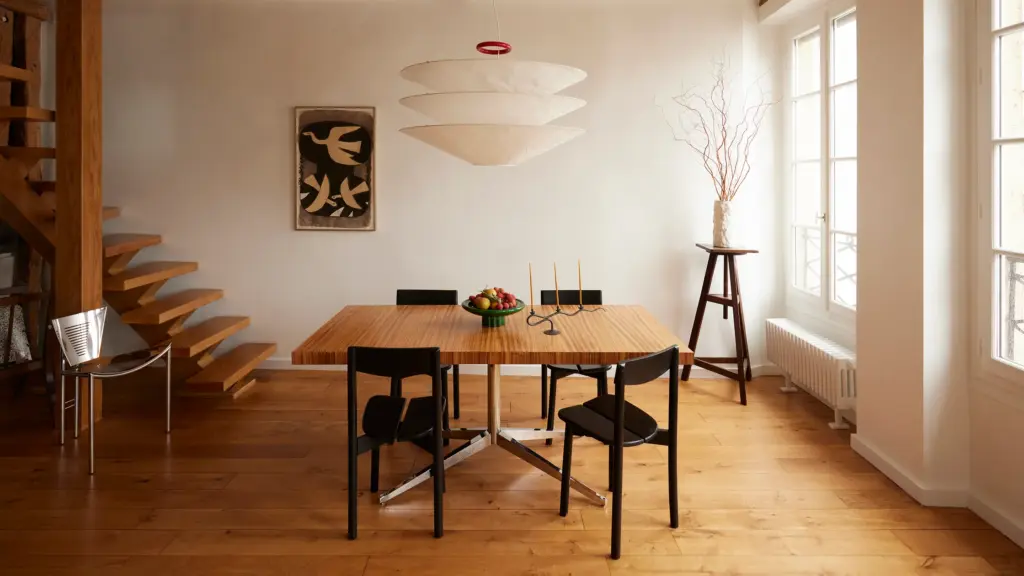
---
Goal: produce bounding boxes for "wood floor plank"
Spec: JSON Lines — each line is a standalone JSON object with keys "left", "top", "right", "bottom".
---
{"left": 892, "top": 529, "right": 1024, "bottom": 557}
{"left": 672, "top": 529, "right": 915, "bottom": 556}
{"left": 2, "top": 555, "right": 369, "bottom": 576}
{"left": 160, "top": 529, "right": 681, "bottom": 557}
{"left": 608, "top": 555, "right": 1001, "bottom": 575}
{"left": 363, "top": 555, "right": 612, "bottom": 576}
{"left": 137, "top": 508, "right": 584, "bottom": 531}
{"left": 0, "top": 530, "right": 177, "bottom": 555}
{"left": 0, "top": 373, "right": 1018, "bottom": 574}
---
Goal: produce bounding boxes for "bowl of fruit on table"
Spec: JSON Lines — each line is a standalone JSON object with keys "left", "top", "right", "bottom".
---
{"left": 462, "top": 287, "right": 525, "bottom": 327}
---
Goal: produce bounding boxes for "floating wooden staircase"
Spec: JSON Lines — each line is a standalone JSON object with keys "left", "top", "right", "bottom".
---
{"left": 97, "top": 235, "right": 276, "bottom": 397}
{"left": 0, "top": 2, "right": 275, "bottom": 398}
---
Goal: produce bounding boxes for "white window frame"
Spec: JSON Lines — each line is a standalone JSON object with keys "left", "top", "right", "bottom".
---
{"left": 783, "top": 0, "right": 858, "bottom": 335}
{"left": 976, "top": 0, "right": 1024, "bottom": 385}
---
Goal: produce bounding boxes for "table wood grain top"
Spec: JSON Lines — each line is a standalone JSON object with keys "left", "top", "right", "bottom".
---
{"left": 292, "top": 305, "right": 693, "bottom": 366}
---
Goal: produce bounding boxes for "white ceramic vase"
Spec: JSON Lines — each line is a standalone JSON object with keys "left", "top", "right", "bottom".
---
{"left": 713, "top": 200, "right": 732, "bottom": 248}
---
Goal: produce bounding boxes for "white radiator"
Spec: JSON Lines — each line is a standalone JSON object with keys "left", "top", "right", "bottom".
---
{"left": 765, "top": 318, "right": 856, "bottom": 429}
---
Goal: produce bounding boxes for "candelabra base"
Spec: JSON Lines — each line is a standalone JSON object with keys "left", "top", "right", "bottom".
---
{"left": 543, "top": 328, "right": 561, "bottom": 336}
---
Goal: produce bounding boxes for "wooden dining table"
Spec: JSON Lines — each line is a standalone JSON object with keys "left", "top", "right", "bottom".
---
{"left": 292, "top": 304, "right": 693, "bottom": 507}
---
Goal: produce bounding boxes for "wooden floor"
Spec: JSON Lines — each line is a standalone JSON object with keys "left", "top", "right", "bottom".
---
{"left": 0, "top": 371, "right": 1021, "bottom": 575}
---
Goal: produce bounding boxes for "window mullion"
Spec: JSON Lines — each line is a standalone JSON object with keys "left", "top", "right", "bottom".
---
{"left": 820, "top": 10, "right": 832, "bottom": 312}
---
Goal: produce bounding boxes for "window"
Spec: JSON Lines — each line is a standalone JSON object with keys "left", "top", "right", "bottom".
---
{"left": 789, "top": 7, "right": 858, "bottom": 316}
{"left": 987, "top": 1, "right": 1024, "bottom": 370}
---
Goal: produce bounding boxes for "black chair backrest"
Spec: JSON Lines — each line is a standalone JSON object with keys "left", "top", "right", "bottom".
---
{"left": 540, "top": 290, "right": 603, "bottom": 307}
{"left": 348, "top": 346, "right": 441, "bottom": 380}
{"left": 396, "top": 290, "right": 459, "bottom": 306}
{"left": 614, "top": 346, "right": 680, "bottom": 387}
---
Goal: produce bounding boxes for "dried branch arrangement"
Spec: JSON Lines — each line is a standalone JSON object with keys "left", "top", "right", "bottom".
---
{"left": 660, "top": 60, "right": 774, "bottom": 202}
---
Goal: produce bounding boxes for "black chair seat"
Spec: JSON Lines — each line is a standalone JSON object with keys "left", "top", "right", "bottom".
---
{"left": 558, "top": 395, "right": 659, "bottom": 447}
{"left": 362, "top": 395, "right": 444, "bottom": 444}
{"left": 398, "top": 396, "right": 444, "bottom": 442}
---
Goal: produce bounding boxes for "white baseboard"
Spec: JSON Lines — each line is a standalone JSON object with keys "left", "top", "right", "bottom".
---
{"left": 261, "top": 357, "right": 782, "bottom": 380}
{"left": 969, "top": 492, "right": 1024, "bottom": 549}
{"left": 850, "top": 434, "right": 969, "bottom": 507}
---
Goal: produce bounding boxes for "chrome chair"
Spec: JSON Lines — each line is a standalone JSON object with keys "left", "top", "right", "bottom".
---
{"left": 52, "top": 307, "right": 172, "bottom": 474}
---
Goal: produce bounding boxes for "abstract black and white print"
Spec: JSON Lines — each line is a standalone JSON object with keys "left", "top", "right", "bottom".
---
{"left": 295, "top": 107, "right": 375, "bottom": 230}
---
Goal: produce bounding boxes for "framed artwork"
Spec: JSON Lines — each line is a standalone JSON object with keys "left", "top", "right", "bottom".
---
{"left": 295, "top": 106, "right": 376, "bottom": 231}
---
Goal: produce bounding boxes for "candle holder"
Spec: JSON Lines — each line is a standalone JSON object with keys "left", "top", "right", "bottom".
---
{"left": 526, "top": 304, "right": 605, "bottom": 336}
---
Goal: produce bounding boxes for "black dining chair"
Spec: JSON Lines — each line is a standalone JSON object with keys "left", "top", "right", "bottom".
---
{"left": 557, "top": 346, "right": 680, "bottom": 559}
{"left": 347, "top": 346, "right": 446, "bottom": 540}
{"left": 395, "top": 290, "right": 461, "bottom": 421}
{"left": 540, "top": 289, "right": 611, "bottom": 445}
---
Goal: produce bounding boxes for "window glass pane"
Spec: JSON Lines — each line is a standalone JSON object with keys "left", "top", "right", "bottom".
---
{"left": 831, "top": 84, "right": 857, "bottom": 158}
{"left": 833, "top": 160, "right": 857, "bottom": 233}
{"left": 832, "top": 12, "right": 857, "bottom": 85}
{"left": 833, "top": 232, "right": 858, "bottom": 309}
{"left": 997, "top": 143, "right": 1024, "bottom": 251}
{"left": 997, "top": 0, "right": 1024, "bottom": 29}
{"left": 794, "top": 226, "right": 822, "bottom": 295}
{"left": 794, "top": 162, "right": 821, "bottom": 226}
{"left": 999, "top": 255, "right": 1024, "bottom": 366}
{"left": 997, "top": 30, "right": 1024, "bottom": 138}
{"left": 794, "top": 31, "right": 821, "bottom": 97}
{"left": 794, "top": 95, "right": 821, "bottom": 161}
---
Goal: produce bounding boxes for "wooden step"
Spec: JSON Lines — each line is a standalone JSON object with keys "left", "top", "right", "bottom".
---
{"left": 120, "top": 289, "right": 222, "bottom": 325}
{"left": 28, "top": 179, "right": 54, "bottom": 193}
{"left": 0, "top": 146, "right": 55, "bottom": 164}
{"left": 38, "top": 193, "right": 121, "bottom": 221}
{"left": 0, "top": 64, "right": 32, "bottom": 83}
{"left": 170, "top": 316, "right": 250, "bottom": 358}
{"left": 187, "top": 343, "right": 276, "bottom": 392}
{"left": 0, "top": 106, "right": 54, "bottom": 121}
{"left": 0, "top": 1, "right": 52, "bottom": 21}
{"left": 104, "top": 261, "right": 198, "bottom": 292}
{"left": 103, "top": 234, "right": 162, "bottom": 258}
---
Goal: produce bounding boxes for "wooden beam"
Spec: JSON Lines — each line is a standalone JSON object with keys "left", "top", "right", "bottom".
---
{"left": 0, "top": 1, "right": 50, "bottom": 21}
{"left": 56, "top": 0, "right": 104, "bottom": 422}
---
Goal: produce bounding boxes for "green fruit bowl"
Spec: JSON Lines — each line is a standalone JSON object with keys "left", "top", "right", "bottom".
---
{"left": 461, "top": 299, "right": 526, "bottom": 327}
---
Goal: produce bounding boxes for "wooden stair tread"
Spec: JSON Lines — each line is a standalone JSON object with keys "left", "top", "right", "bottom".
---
{"left": 120, "top": 289, "right": 223, "bottom": 325}
{"left": 104, "top": 261, "right": 198, "bottom": 292}
{"left": 187, "top": 343, "right": 276, "bottom": 390}
{"left": 0, "top": 63, "right": 32, "bottom": 83}
{"left": 0, "top": 1, "right": 52, "bottom": 21}
{"left": 171, "top": 316, "right": 250, "bottom": 358}
{"left": 0, "top": 146, "right": 55, "bottom": 163}
{"left": 0, "top": 106, "right": 53, "bottom": 121}
{"left": 103, "top": 233, "right": 162, "bottom": 258}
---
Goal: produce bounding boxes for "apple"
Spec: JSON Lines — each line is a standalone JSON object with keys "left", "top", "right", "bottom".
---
{"left": 473, "top": 297, "right": 491, "bottom": 310}
{"left": 483, "top": 288, "right": 497, "bottom": 298}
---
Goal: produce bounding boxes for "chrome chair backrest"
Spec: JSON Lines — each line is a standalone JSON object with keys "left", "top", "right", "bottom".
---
{"left": 51, "top": 307, "right": 106, "bottom": 368}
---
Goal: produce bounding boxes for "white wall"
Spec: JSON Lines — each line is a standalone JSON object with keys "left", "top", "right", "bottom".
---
{"left": 855, "top": 0, "right": 928, "bottom": 484}
{"left": 100, "top": 0, "right": 782, "bottom": 371}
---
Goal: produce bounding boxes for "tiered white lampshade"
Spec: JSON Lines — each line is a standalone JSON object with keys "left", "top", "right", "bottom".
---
{"left": 400, "top": 58, "right": 587, "bottom": 166}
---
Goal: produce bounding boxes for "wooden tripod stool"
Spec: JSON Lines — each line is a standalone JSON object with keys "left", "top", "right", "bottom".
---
{"left": 681, "top": 243, "right": 758, "bottom": 405}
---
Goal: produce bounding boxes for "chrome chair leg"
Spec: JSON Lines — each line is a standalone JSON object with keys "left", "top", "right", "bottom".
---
{"left": 88, "top": 375, "right": 95, "bottom": 475}
{"left": 166, "top": 352, "right": 172, "bottom": 434}
{"left": 73, "top": 375, "right": 79, "bottom": 439}
{"left": 59, "top": 356, "right": 65, "bottom": 446}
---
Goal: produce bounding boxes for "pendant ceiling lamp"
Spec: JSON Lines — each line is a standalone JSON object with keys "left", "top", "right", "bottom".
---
{"left": 399, "top": 1, "right": 586, "bottom": 166}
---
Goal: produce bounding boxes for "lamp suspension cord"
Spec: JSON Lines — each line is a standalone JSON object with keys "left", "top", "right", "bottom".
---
{"left": 491, "top": 0, "right": 501, "bottom": 57}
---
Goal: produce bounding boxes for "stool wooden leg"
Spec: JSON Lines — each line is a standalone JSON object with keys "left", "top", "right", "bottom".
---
{"left": 682, "top": 253, "right": 718, "bottom": 381}
{"left": 727, "top": 256, "right": 748, "bottom": 405}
